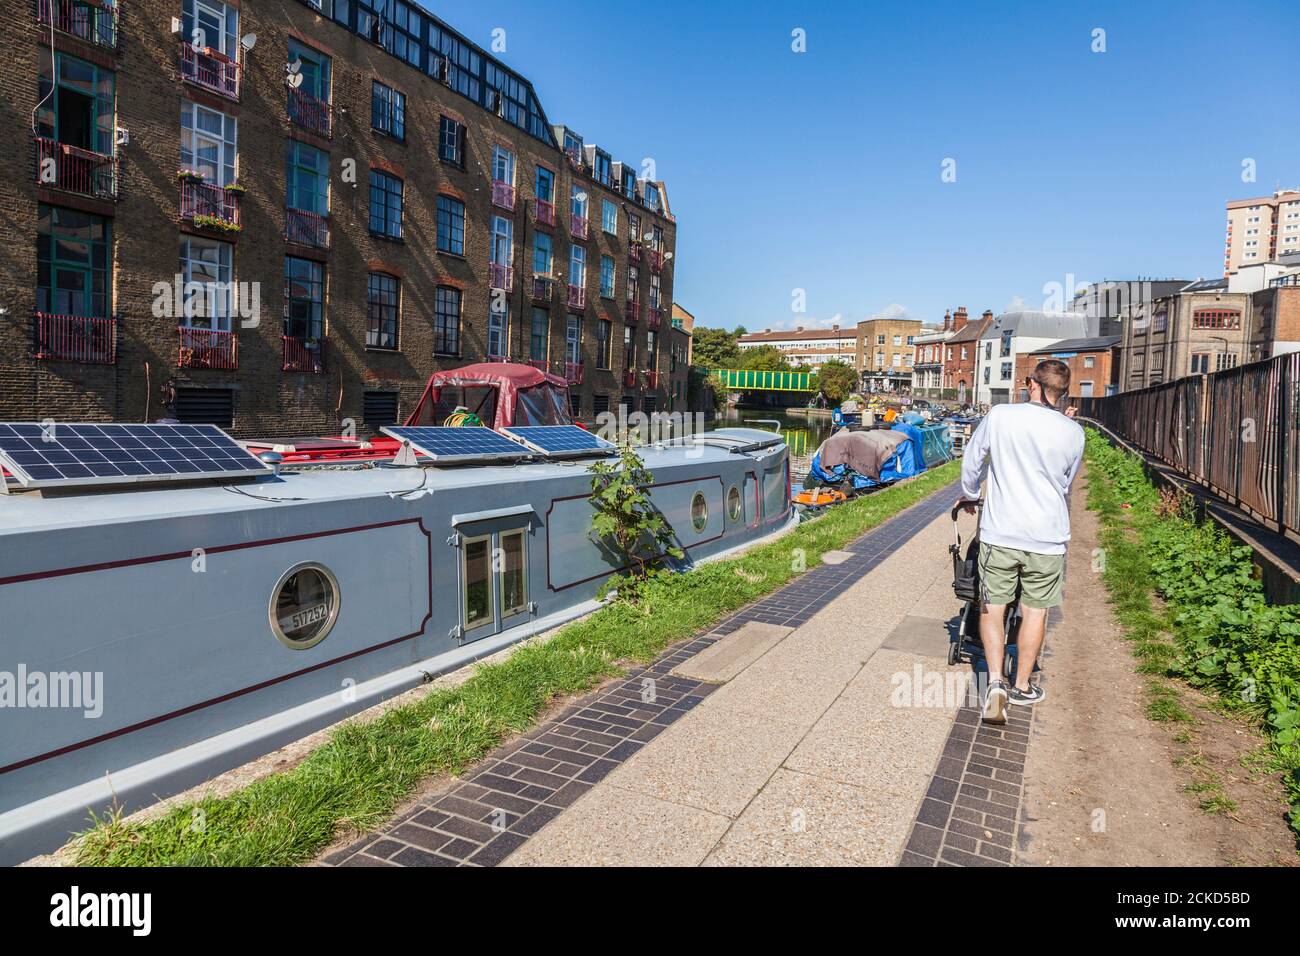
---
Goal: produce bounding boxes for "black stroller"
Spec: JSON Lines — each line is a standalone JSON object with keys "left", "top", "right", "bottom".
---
{"left": 946, "top": 501, "right": 1038, "bottom": 680}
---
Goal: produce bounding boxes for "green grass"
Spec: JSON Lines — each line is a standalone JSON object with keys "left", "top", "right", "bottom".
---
{"left": 72, "top": 460, "right": 962, "bottom": 866}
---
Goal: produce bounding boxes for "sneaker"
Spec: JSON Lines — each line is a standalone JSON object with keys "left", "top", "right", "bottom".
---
{"left": 1008, "top": 683, "right": 1046, "bottom": 707}
{"left": 981, "top": 679, "right": 1009, "bottom": 724}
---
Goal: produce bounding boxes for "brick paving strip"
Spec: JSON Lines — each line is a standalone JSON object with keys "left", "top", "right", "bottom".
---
{"left": 324, "top": 481, "right": 959, "bottom": 867}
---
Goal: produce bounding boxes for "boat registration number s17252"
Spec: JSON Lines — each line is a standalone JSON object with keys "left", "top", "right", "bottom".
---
{"left": 280, "top": 602, "right": 328, "bottom": 635}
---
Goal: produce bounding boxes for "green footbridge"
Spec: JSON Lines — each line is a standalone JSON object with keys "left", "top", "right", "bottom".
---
{"left": 710, "top": 369, "right": 815, "bottom": 392}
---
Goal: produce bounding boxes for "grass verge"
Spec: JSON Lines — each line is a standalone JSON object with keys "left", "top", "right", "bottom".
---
{"left": 1084, "top": 428, "right": 1300, "bottom": 838}
{"left": 73, "top": 460, "right": 961, "bottom": 865}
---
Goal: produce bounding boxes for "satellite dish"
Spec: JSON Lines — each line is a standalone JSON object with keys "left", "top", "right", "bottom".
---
{"left": 664, "top": 252, "right": 673, "bottom": 261}
{"left": 575, "top": 191, "right": 587, "bottom": 203}
{"left": 241, "top": 32, "right": 257, "bottom": 50}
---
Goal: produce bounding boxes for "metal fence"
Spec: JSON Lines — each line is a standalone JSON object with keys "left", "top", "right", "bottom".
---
{"left": 1076, "top": 351, "right": 1299, "bottom": 536}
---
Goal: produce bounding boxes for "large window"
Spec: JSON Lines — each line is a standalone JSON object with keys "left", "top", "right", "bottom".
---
{"left": 490, "top": 216, "right": 513, "bottom": 267}
{"left": 285, "top": 140, "right": 329, "bottom": 213}
{"left": 36, "top": 50, "right": 115, "bottom": 155}
{"left": 602, "top": 200, "right": 618, "bottom": 235}
{"left": 284, "top": 256, "right": 324, "bottom": 340}
{"left": 570, "top": 185, "right": 588, "bottom": 223}
{"left": 623, "top": 325, "right": 635, "bottom": 369}
{"left": 530, "top": 308, "right": 549, "bottom": 361}
{"left": 183, "top": 0, "right": 237, "bottom": 58}
{"left": 181, "top": 102, "right": 236, "bottom": 186}
{"left": 596, "top": 318, "right": 612, "bottom": 369}
{"left": 436, "top": 195, "right": 464, "bottom": 255}
{"left": 535, "top": 165, "right": 553, "bottom": 203}
{"left": 492, "top": 145, "right": 515, "bottom": 185}
{"left": 368, "top": 169, "right": 403, "bottom": 239}
{"left": 628, "top": 264, "right": 640, "bottom": 301}
{"left": 371, "top": 81, "right": 405, "bottom": 140}
{"left": 428, "top": 22, "right": 482, "bottom": 102}
{"left": 1192, "top": 309, "right": 1241, "bottom": 330}
{"left": 600, "top": 255, "right": 615, "bottom": 299}
{"left": 366, "top": 273, "right": 399, "bottom": 349}
{"left": 569, "top": 245, "right": 586, "bottom": 288}
{"left": 434, "top": 285, "right": 460, "bottom": 355}
{"left": 488, "top": 302, "right": 507, "bottom": 357}
{"left": 178, "top": 236, "right": 232, "bottom": 330}
{"left": 438, "top": 116, "right": 464, "bottom": 166}
{"left": 566, "top": 315, "right": 582, "bottom": 365}
{"left": 646, "top": 329, "right": 658, "bottom": 369}
{"left": 649, "top": 273, "right": 661, "bottom": 309}
{"left": 533, "top": 233, "right": 552, "bottom": 276}
{"left": 37, "top": 205, "right": 110, "bottom": 317}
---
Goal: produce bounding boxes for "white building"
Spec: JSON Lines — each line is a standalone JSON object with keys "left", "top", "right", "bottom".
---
{"left": 974, "top": 311, "right": 1096, "bottom": 405}
{"left": 735, "top": 325, "right": 857, "bottom": 370}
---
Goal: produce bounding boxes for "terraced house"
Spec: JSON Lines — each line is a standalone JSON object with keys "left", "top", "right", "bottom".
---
{"left": 0, "top": 0, "right": 678, "bottom": 436}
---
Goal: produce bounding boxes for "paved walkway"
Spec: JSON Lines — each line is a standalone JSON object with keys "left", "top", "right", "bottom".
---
{"left": 324, "top": 483, "right": 1047, "bottom": 867}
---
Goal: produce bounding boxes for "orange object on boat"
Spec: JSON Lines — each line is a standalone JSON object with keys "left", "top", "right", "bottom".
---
{"left": 794, "top": 488, "right": 846, "bottom": 506}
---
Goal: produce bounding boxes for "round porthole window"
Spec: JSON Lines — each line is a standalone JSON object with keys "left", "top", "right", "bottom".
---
{"left": 727, "top": 485, "right": 742, "bottom": 523}
{"left": 270, "top": 563, "right": 340, "bottom": 649}
{"left": 691, "top": 491, "right": 709, "bottom": 532}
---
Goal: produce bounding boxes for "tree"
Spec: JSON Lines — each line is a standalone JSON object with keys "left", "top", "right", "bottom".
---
{"left": 736, "top": 345, "right": 792, "bottom": 372}
{"left": 691, "top": 326, "right": 742, "bottom": 369}
{"left": 814, "top": 359, "right": 857, "bottom": 404}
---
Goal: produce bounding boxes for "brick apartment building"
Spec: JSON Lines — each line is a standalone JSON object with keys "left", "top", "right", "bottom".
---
{"left": 856, "top": 315, "right": 921, "bottom": 391}
{"left": 937, "top": 308, "right": 991, "bottom": 402}
{"left": 1, "top": 0, "right": 677, "bottom": 437}
{"left": 1013, "top": 335, "right": 1120, "bottom": 401}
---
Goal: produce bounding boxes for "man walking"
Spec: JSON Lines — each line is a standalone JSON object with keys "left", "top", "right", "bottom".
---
{"left": 957, "top": 359, "right": 1085, "bottom": 724}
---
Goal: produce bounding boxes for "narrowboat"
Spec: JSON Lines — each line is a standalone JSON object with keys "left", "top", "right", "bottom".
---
{"left": 0, "top": 363, "right": 794, "bottom": 863}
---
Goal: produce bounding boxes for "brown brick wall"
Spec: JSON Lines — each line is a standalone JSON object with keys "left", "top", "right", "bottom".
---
{"left": 0, "top": 0, "right": 677, "bottom": 436}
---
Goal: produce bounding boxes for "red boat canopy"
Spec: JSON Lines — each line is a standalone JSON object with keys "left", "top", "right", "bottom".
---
{"left": 405, "top": 362, "right": 572, "bottom": 430}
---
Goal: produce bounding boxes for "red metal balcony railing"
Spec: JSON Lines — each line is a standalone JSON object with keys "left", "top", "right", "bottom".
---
{"left": 534, "top": 199, "right": 555, "bottom": 226}
{"left": 623, "top": 369, "right": 637, "bottom": 388}
{"left": 288, "top": 87, "right": 332, "bottom": 138}
{"left": 532, "top": 275, "right": 553, "bottom": 300}
{"left": 526, "top": 358, "right": 549, "bottom": 372}
{"left": 282, "top": 335, "right": 325, "bottom": 373}
{"left": 647, "top": 248, "right": 665, "bottom": 271}
{"left": 485, "top": 352, "right": 510, "bottom": 363}
{"left": 647, "top": 307, "right": 663, "bottom": 329}
{"left": 628, "top": 241, "right": 642, "bottom": 263}
{"left": 37, "top": 0, "right": 117, "bottom": 48}
{"left": 491, "top": 180, "right": 516, "bottom": 211}
{"left": 567, "top": 284, "right": 586, "bottom": 309}
{"left": 571, "top": 214, "right": 588, "bottom": 241}
{"left": 33, "top": 312, "right": 116, "bottom": 364}
{"left": 285, "top": 208, "right": 330, "bottom": 248}
{"left": 624, "top": 299, "right": 640, "bottom": 323}
{"left": 179, "top": 41, "right": 240, "bottom": 101}
{"left": 644, "top": 370, "right": 660, "bottom": 389}
{"left": 177, "top": 326, "right": 238, "bottom": 370}
{"left": 180, "top": 181, "right": 241, "bottom": 228}
{"left": 489, "top": 263, "right": 514, "bottom": 291}
{"left": 33, "top": 136, "right": 117, "bottom": 199}
{"left": 565, "top": 361, "right": 584, "bottom": 385}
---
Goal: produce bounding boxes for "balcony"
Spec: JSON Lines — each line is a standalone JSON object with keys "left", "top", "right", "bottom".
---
{"left": 571, "top": 214, "right": 588, "bottom": 241}
{"left": 532, "top": 275, "right": 553, "bottom": 300}
{"left": 628, "top": 241, "right": 642, "bottom": 263}
{"left": 647, "top": 248, "right": 665, "bottom": 272}
{"left": 534, "top": 199, "right": 555, "bottom": 226}
{"left": 567, "top": 284, "right": 586, "bottom": 309}
{"left": 624, "top": 300, "right": 640, "bottom": 323}
{"left": 288, "top": 87, "right": 332, "bottom": 138}
{"left": 179, "top": 41, "right": 240, "bottom": 101}
{"left": 565, "top": 361, "right": 584, "bottom": 385}
{"left": 37, "top": 0, "right": 117, "bottom": 48}
{"left": 33, "top": 312, "right": 116, "bottom": 364}
{"left": 491, "top": 180, "right": 516, "bottom": 211}
{"left": 645, "top": 370, "right": 659, "bottom": 390}
{"left": 489, "top": 263, "right": 514, "bottom": 291}
{"left": 180, "top": 180, "right": 241, "bottom": 231}
{"left": 647, "top": 307, "right": 663, "bottom": 330}
{"left": 34, "top": 137, "right": 117, "bottom": 200}
{"left": 282, "top": 335, "right": 325, "bottom": 374}
{"left": 285, "top": 208, "right": 330, "bottom": 249}
{"left": 526, "top": 358, "right": 549, "bottom": 372}
{"left": 177, "top": 326, "right": 238, "bottom": 370}
{"left": 623, "top": 369, "right": 638, "bottom": 389}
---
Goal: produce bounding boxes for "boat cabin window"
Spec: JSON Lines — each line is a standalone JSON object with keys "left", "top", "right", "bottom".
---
{"left": 460, "top": 527, "right": 529, "bottom": 638}
{"left": 727, "top": 485, "right": 742, "bottom": 523}
{"left": 514, "top": 382, "right": 571, "bottom": 425}
{"left": 270, "top": 563, "right": 340, "bottom": 649}
{"left": 433, "top": 386, "right": 498, "bottom": 426}
{"left": 691, "top": 492, "right": 708, "bottom": 533}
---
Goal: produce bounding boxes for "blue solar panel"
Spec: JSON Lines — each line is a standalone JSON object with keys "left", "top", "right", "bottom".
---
{"left": 499, "top": 425, "right": 618, "bottom": 458}
{"left": 381, "top": 426, "right": 533, "bottom": 463}
{"left": 0, "top": 423, "right": 271, "bottom": 489}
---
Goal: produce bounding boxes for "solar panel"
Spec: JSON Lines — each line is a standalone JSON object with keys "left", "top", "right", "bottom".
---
{"left": 499, "top": 425, "right": 618, "bottom": 459}
{"left": 0, "top": 422, "right": 272, "bottom": 490}
{"left": 380, "top": 426, "right": 533, "bottom": 464}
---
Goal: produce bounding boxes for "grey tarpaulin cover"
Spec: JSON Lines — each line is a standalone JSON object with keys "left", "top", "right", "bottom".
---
{"left": 816, "top": 429, "right": 908, "bottom": 480}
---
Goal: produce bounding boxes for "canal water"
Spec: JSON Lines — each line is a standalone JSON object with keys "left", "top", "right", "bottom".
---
{"left": 714, "top": 407, "right": 834, "bottom": 458}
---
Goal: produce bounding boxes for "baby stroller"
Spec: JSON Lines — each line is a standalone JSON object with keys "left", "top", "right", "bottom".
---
{"left": 947, "top": 501, "right": 1038, "bottom": 680}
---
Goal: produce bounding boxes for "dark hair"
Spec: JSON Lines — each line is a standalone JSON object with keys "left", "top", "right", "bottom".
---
{"left": 1034, "top": 359, "right": 1070, "bottom": 404}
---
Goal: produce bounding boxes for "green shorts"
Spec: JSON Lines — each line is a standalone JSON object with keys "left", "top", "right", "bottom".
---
{"left": 978, "top": 542, "right": 1065, "bottom": 609}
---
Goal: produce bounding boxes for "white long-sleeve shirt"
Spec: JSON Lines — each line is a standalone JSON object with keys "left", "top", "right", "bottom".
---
{"left": 959, "top": 402, "right": 1085, "bottom": 555}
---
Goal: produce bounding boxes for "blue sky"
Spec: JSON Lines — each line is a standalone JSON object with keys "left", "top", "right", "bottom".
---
{"left": 430, "top": 0, "right": 1298, "bottom": 330}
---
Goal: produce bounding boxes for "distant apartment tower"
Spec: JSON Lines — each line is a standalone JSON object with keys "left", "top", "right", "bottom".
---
{"left": 1224, "top": 190, "right": 1300, "bottom": 275}
{"left": 736, "top": 325, "right": 856, "bottom": 371}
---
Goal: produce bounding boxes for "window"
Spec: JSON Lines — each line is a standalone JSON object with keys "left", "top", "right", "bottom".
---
{"left": 571, "top": 184, "right": 588, "bottom": 223}
{"left": 628, "top": 264, "right": 640, "bottom": 301}
{"left": 460, "top": 527, "right": 528, "bottom": 635}
{"left": 366, "top": 272, "right": 399, "bottom": 349}
{"left": 1192, "top": 309, "right": 1241, "bottom": 330}
{"left": 600, "top": 255, "right": 615, "bottom": 299}
{"left": 434, "top": 286, "right": 460, "bottom": 355}
{"left": 535, "top": 165, "right": 553, "bottom": 202}
{"left": 876, "top": 334, "right": 885, "bottom": 345}
{"left": 690, "top": 491, "right": 707, "bottom": 532}
{"left": 492, "top": 145, "right": 515, "bottom": 186}
{"left": 985, "top": 341, "right": 992, "bottom": 360}
{"left": 436, "top": 195, "right": 465, "bottom": 255}
{"left": 530, "top": 308, "right": 548, "bottom": 361}
{"left": 893, "top": 353, "right": 902, "bottom": 367}
{"left": 1152, "top": 310, "right": 1168, "bottom": 333}
{"left": 1000, "top": 362, "right": 1012, "bottom": 379}
{"left": 961, "top": 346, "right": 968, "bottom": 359}
{"left": 488, "top": 303, "right": 507, "bottom": 357}
{"left": 893, "top": 335, "right": 901, "bottom": 346}
{"left": 183, "top": 0, "right": 238, "bottom": 58}
{"left": 178, "top": 236, "right": 233, "bottom": 330}
{"left": 427, "top": 22, "right": 483, "bottom": 102}
{"left": 596, "top": 318, "right": 612, "bottom": 369}
{"left": 285, "top": 140, "right": 329, "bottom": 213}
{"left": 270, "top": 563, "right": 339, "bottom": 649}
{"left": 646, "top": 329, "right": 658, "bottom": 368}
{"left": 284, "top": 256, "right": 324, "bottom": 340}
{"left": 569, "top": 244, "right": 586, "bottom": 288}
{"left": 181, "top": 102, "right": 237, "bottom": 186}
{"left": 368, "top": 169, "right": 403, "bottom": 239}
{"left": 649, "top": 273, "right": 661, "bottom": 309}
{"left": 593, "top": 150, "right": 612, "bottom": 186}
{"left": 1215, "top": 352, "right": 1238, "bottom": 371}
{"left": 624, "top": 325, "right": 636, "bottom": 369}
{"left": 644, "top": 182, "right": 661, "bottom": 212}
{"left": 532, "top": 233, "right": 554, "bottom": 279}
{"left": 490, "top": 215, "right": 513, "bottom": 267}
{"left": 371, "top": 81, "right": 405, "bottom": 140}
{"left": 438, "top": 115, "right": 464, "bottom": 165}
{"left": 287, "top": 38, "right": 331, "bottom": 102}
{"left": 602, "top": 199, "right": 618, "bottom": 235}
{"left": 37, "top": 205, "right": 110, "bottom": 317}
{"left": 36, "top": 50, "right": 115, "bottom": 156}
{"left": 1083, "top": 355, "right": 1095, "bottom": 368}
{"left": 1000, "top": 330, "right": 1012, "bottom": 356}
{"left": 983, "top": 366, "right": 990, "bottom": 384}
{"left": 566, "top": 314, "right": 582, "bottom": 364}
{"left": 629, "top": 212, "right": 641, "bottom": 243}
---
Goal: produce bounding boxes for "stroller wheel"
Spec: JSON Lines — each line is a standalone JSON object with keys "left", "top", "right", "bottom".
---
{"left": 1002, "top": 654, "right": 1015, "bottom": 679}
{"left": 947, "top": 642, "right": 961, "bottom": 666}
